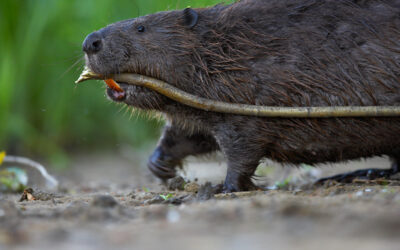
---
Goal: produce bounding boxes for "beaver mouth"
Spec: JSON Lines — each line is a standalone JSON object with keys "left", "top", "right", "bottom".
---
{"left": 106, "top": 82, "right": 127, "bottom": 101}
{"left": 75, "top": 67, "right": 155, "bottom": 102}
{"left": 107, "top": 82, "right": 151, "bottom": 102}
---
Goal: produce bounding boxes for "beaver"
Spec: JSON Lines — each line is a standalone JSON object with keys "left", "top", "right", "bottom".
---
{"left": 81, "top": 0, "right": 400, "bottom": 192}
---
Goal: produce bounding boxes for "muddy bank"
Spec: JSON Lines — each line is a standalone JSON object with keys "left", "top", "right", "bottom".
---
{"left": 1, "top": 154, "right": 400, "bottom": 250}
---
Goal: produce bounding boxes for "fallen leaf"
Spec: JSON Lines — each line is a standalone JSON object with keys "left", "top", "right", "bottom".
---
{"left": 19, "top": 188, "right": 36, "bottom": 202}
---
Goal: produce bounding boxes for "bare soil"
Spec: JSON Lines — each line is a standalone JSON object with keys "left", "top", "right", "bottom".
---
{"left": 1, "top": 153, "right": 400, "bottom": 250}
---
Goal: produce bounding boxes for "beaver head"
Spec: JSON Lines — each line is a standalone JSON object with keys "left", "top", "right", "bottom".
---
{"left": 81, "top": 1, "right": 264, "bottom": 113}
{"left": 82, "top": 8, "right": 201, "bottom": 110}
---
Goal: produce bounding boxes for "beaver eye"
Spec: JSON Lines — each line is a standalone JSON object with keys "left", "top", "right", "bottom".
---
{"left": 137, "top": 25, "right": 145, "bottom": 32}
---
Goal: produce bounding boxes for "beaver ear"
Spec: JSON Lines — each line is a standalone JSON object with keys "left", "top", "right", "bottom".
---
{"left": 183, "top": 8, "right": 198, "bottom": 28}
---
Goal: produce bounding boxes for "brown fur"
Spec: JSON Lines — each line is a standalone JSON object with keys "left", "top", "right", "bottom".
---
{"left": 83, "top": 0, "right": 400, "bottom": 191}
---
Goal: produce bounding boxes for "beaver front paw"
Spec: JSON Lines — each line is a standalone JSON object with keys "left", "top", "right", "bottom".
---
{"left": 147, "top": 147, "right": 180, "bottom": 180}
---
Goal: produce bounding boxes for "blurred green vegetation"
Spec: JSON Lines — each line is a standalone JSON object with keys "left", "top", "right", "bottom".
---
{"left": 0, "top": 0, "right": 232, "bottom": 168}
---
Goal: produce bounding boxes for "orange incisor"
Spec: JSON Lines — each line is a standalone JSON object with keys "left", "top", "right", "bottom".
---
{"left": 104, "top": 79, "right": 123, "bottom": 92}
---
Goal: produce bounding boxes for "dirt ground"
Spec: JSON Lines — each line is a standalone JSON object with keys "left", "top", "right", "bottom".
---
{"left": 1, "top": 151, "right": 400, "bottom": 250}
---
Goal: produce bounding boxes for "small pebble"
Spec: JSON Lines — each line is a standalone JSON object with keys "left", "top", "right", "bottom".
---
{"left": 197, "top": 182, "right": 221, "bottom": 201}
{"left": 168, "top": 176, "right": 186, "bottom": 191}
{"left": 184, "top": 182, "right": 200, "bottom": 193}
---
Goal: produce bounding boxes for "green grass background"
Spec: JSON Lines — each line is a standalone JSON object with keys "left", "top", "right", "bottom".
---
{"left": 0, "top": 0, "right": 233, "bottom": 168}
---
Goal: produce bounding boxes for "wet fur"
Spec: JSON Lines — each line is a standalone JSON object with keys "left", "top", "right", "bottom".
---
{"left": 86, "top": 0, "right": 400, "bottom": 191}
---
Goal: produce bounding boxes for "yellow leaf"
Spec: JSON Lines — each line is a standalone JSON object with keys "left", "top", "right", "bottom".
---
{"left": 0, "top": 151, "right": 6, "bottom": 165}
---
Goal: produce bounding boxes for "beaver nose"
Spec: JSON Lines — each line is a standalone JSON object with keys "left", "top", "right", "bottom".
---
{"left": 82, "top": 31, "right": 103, "bottom": 54}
